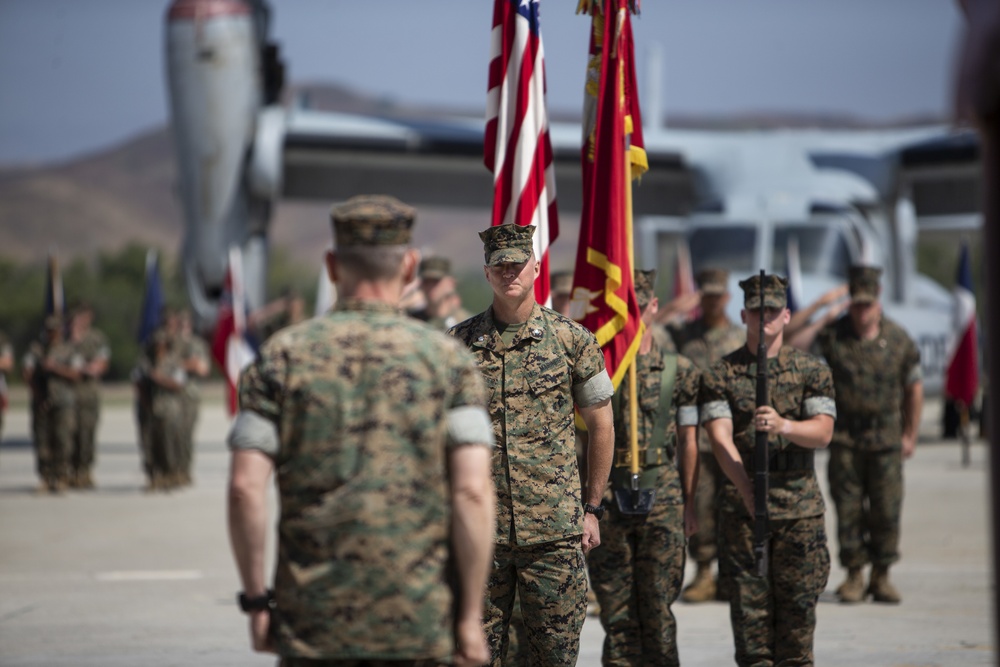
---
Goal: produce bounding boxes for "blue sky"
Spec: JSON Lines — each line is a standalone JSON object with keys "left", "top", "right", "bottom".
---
{"left": 0, "top": 0, "right": 965, "bottom": 165}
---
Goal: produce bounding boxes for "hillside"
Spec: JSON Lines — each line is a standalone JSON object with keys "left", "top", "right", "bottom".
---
{"left": 0, "top": 81, "right": 946, "bottom": 274}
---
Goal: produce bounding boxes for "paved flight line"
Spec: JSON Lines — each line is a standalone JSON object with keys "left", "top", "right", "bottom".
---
{"left": 0, "top": 396, "right": 992, "bottom": 666}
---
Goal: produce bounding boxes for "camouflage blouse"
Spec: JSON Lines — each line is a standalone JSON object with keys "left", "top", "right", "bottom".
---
{"left": 700, "top": 345, "right": 836, "bottom": 520}
{"left": 234, "top": 300, "right": 492, "bottom": 660}
{"left": 815, "top": 315, "right": 921, "bottom": 451}
{"left": 450, "top": 303, "right": 613, "bottom": 546}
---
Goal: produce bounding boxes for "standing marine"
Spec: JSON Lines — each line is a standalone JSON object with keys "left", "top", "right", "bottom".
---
{"left": 809, "top": 265, "right": 923, "bottom": 603}
{"left": 449, "top": 222, "right": 615, "bottom": 666}
{"left": 700, "top": 273, "right": 835, "bottom": 666}
{"left": 68, "top": 303, "right": 110, "bottom": 489}
{"left": 586, "top": 269, "right": 700, "bottom": 666}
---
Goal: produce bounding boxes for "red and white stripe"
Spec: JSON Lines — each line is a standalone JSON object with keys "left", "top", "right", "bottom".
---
{"left": 485, "top": 0, "right": 558, "bottom": 306}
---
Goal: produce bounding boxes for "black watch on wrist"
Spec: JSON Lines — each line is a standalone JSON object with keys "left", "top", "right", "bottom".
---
{"left": 584, "top": 503, "right": 605, "bottom": 521}
{"left": 238, "top": 589, "right": 275, "bottom": 613}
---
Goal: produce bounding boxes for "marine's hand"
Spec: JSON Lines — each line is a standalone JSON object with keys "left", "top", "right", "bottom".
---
{"left": 818, "top": 284, "right": 849, "bottom": 307}
{"left": 248, "top": 609, "right": 276, "bottom": 654}
{"left": 582, "top": 513, "right": 601, "bottom": 554}
{"left": 683, "top": 503, "right": 699, "bottom": 538}
{"left": 453, "top": 616, "right": 490, "bottom": 667}
{"left": 902, "top": 432, "right": 917, "bottom": 459}
{"left": 754, "top": 406, "right": 786, "bottom": 436}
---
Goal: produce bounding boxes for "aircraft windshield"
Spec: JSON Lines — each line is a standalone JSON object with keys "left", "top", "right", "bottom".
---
{"left": 772, "top": 225, "right": 852, "bottom": 279}
{"left": 688, "top": 226, "right": 756, "bottom": 274}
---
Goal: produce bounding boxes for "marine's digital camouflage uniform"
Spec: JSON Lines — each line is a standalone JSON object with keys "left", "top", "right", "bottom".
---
{"left": 815, "top": 314, "right": 921, "bottom": 570}
{"left": 677, "top": 320, "right": 746, "bottom": 569}
{"left": 700, "top": 345, "right": 836, "bottom": 666}
{"left": 72, "top": 327, "right": 109, "bottom": 482}
{"left": 25, "top": 335, "right": 80, "bottom": 489}
{"left": 233, "top": 299, "right": 491, "bottom": 662}
{"left": 587, "top": 342, "right": 700, "bottom": 667}
{"left": 449, "top": 302, "right": 613, "bottom": 667}
{"left": 177, "top": 331, "right": 209, "bottom": 482}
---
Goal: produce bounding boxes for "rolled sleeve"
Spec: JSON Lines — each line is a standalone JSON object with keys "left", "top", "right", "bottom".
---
{"left": 700, "top": 400, "right": 732, "bottom": 423}
{"left": 227, "top": 410, "right": 279, "bottom": 456}
{"left": 446, "top": 405, "right": 495, "bottom": 449}
{"left": 804, "top": 396, "right": 837, "bottom": 419}
{"left": 677, "top": 405, "right": 699, "bottom": 427}
{"left": 573, "top": 369, "right": 614, "bottom": 407}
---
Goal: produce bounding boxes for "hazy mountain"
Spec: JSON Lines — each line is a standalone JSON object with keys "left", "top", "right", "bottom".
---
{"left": 0, "top": 81, "right": 945, "bottom": 272}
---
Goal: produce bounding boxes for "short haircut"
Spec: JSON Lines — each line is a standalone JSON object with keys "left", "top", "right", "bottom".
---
{"left": 337, "top": 245, "right": 408, "bottom": 281}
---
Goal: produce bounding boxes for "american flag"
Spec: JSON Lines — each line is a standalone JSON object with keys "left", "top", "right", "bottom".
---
{"left": 485, "top": 0, "right": 559, "bottom": 306}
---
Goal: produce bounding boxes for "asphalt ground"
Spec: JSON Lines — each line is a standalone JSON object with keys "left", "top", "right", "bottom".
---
{"left": 0, "top": 385, "right": 993, "bottom": 666}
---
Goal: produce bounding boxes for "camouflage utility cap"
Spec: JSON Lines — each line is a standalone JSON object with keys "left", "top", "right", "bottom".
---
{"left": 739, "top": 273, "right": 788, "bottom": 310}
{"left": 480, "top": 223, "right": 536, "bottom": 266}
{"left": 697, "top": 268, "right": 729, "bottom": 295}
{"left": 849, "top": 265, "right": 882, "bottom": 304}
{"left": 420, "top": 256, "right": 451, "bottom": 280}
{"left": 634, "top": 269, "right": 657, "bottom": 308}
{"left": 551, "top": 270, "right": 574, "bottom": 296}
{"left": 330, "top": 195, "right": 415, "bottom": 247}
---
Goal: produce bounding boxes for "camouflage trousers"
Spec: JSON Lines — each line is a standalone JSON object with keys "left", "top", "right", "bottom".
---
{"left": 487, "top": 537, "right": 587, "bottom": 667}
{"left": 719, "top": 512, "right": 829, "bottom": 667}
{"left": 33, "top": 401, "right": 74, "bottom": 485}
{"left": 827, "top": 445, "right": 903, "bottom": 568}
{"left": 280, "top": 658, "right": 445, "bottom": 667}
{"left": 688, "top": 450, "right": 723, "bottom": 565}
{"left": 588, "top": 502, "right": 686, "bottom": 667}
{"left": 72, "top": 384, "right": 101, "bottom": 473}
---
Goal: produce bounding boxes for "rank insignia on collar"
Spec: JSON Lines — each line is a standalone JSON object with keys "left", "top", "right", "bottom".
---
{"left": 530, "top": 328, "right": 543, "bottom": 339}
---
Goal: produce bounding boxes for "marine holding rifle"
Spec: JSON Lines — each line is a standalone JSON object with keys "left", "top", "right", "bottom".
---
{"left": 586, "top": 269, "right": 700, "bottom": 667}
{"left": 698, "top": 273, "right": 836, "bottom": 666}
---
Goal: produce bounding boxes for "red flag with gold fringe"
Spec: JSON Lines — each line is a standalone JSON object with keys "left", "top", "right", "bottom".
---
{"left": 569, "top": 0, "right": 647, "bottom": 389}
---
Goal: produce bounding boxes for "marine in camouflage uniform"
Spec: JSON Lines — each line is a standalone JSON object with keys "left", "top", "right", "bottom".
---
{"left": 145, "top": 331, "right": 187, "bottom": 491}
{"left": 68, "top": 304, "right": 110, "bottom": 489}
{"left": 674, "top": 268, "right": 747, "bottom": 603}
{"left": 176, "top": 310, "right": 210, "bottom": 487}
{"left": 586, "top": 269, "right": 701, "bottom": 667}
{"left": 23, "top": 317, "right": 81, "bottom": 494}
{"left": 812, "top": 265, "right": 923, "bottom": 604}
{"left": 700, "top": 274, "right": 836, "bottom": 667}
{"left": 227, "top": 195, "right": 495, "bottom": 667}
{"left": 449, "top": 223, "right": 615, "bottom": 667}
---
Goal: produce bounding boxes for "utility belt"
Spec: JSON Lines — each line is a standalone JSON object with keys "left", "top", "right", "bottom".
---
{"left": 744, "top": 447, "right": 814, "bottom": 474}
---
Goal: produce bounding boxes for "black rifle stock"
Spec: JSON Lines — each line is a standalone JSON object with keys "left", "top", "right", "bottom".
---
{"left": 753, "top": 269, "right": 770, "bottom": 578}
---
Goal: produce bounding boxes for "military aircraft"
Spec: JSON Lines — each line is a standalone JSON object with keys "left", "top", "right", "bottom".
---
{"left": 164, "top": 0, "right": 981, "bottom": 395}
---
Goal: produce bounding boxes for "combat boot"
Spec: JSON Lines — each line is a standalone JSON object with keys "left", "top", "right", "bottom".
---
{"left": 681, "top": 562, "right": 717, "bottom": 603}
{"left": 80, "top": 469, "right": 95, "bottom": 490}
{"left": 868, "top": 565, "right": 901, "bottom": 603}
{"left": 835, "top": 567, "right": 866, "bottom": 603}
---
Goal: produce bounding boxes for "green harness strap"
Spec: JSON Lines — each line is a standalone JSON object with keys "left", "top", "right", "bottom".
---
{"left": 610, "top": 352, "right": 679, "bottom": 490}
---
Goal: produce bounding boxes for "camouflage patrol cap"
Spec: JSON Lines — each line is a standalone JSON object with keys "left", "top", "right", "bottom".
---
{"left": 739, "top": 273, "right": 788, "bottom": 310}
{"left": 419, "top": 256, "right": 451, "bottom": 280}
{"left": 551, "top": 270, "right": 574, "bottom": 296}
{"left": 330, "top": 195, "right": 415, "bottom": 247}
{"left": 696, "top": 268, "right": 729, "bottom": 295}
{"left": 479, "top": 223, "right": 536, "bottom": 266}
{"left": 849, "top": 265, "right": 882, "bottom": 304}
{"left": 634, "top": 269, "right": 657, "bottom": 309}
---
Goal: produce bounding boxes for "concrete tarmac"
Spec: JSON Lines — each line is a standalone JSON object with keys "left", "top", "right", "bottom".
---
{"left": 0, "top": 386, "right": 993, "bottom": 666}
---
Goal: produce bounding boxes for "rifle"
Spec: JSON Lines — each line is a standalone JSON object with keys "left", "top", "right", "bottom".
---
{"left": 753, "top": 269, "right": 770, "bottom": 578}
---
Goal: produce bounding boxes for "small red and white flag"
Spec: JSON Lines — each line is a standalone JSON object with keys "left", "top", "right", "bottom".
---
{"left": 485, "top": 0, "right": 559, "bottom": 306}
{"left": 945, "top": 241, "right": 978, "bottom": 408}
{"left": 211, "top": 246, "right": 257, "bottom": 416}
